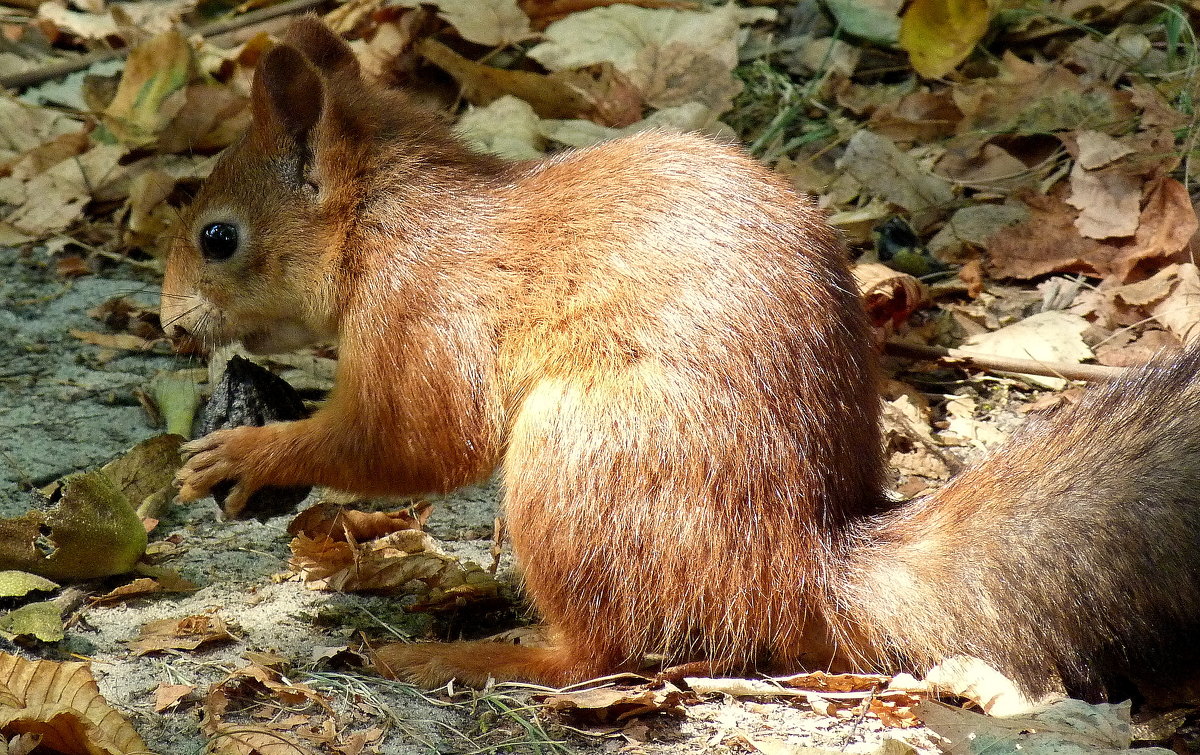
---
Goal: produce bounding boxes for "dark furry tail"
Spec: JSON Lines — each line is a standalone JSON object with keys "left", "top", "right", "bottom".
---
{"left": 834, "top": 348, "right": 1200, "bottom": 700}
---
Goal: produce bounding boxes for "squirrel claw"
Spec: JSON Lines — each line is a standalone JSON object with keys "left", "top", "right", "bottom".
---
{"left": 179, "top": 434, "right": 221, "bottom": 461}
{"left": 174, "top": 427, "right": 261, "bottom": 506}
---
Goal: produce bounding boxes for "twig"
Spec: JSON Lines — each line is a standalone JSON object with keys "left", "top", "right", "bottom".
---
{"left": 885, "top": 340, "right": 1128, "bottom": 383}
{"left": 0, "top": 0, "right": 327, "bottom": 90}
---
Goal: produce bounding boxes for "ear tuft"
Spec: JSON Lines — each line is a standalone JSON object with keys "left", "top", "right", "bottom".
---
{"left": 282, "top": 17, "right": 360, "bottom": 77}
{"left": 252, "top": 44, "right": 324, "bottom": 143}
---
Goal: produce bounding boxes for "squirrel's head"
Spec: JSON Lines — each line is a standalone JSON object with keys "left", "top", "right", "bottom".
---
{"left": 161, "top": 18, "right": 374, "bottom": 354}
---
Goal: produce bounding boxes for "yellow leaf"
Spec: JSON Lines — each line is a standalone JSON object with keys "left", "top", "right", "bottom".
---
{"left": 899, "top": 0, "right": 990, "bottom": 79}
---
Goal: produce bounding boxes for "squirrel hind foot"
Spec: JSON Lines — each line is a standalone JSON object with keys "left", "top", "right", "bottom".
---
{"left": 371, "top": 639, "right": 623, "bottom": 689}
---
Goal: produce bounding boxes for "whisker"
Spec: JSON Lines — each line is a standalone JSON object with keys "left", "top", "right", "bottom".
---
{"left": 162, "top": 303, "right": 202, "bottom": 329}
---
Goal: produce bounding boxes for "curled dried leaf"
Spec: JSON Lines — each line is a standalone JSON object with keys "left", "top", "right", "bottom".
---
{"left": 289, "top": 530, "right": 499, "bottom": 611}
{"left": 129, "top": 614, "right": 235, "bottom": 656}
{"left": 535, "top": 683, "right": 688, "bottom": 724}
{"left": 0, "top": 653, "right": 148, "bottom": 755}
{"left": 287, "top": 501, "right": 431, "bottom": 542}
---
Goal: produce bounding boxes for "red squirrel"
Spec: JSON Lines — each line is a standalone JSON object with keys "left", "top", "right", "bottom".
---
{"left": 161, "top": 18, "right": 1200, "bottom": 701}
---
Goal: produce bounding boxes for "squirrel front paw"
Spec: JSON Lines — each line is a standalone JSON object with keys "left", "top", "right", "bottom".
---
{"left": 175, "top": 427, "right": 268, "bottom": 517}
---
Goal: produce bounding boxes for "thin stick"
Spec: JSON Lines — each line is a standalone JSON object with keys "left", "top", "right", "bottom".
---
{"left": 0, "top": 0, "right": 326, "bottom": 90}
{"left": 885, "top": 340, "right": 1128, "bottom": 383}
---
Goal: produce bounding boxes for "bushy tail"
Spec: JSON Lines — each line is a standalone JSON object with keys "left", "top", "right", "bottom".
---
{"left": 834, "top": 349, "right": 1200, "bottom": 700}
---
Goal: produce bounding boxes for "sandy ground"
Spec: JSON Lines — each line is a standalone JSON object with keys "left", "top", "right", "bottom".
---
{"left": 0, "top": 245, "right": 943, "bottom": 754}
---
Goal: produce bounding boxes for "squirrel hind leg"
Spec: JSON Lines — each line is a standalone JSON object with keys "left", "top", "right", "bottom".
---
{"left": 372, "top": 637, "right": 627, "bottom": 688}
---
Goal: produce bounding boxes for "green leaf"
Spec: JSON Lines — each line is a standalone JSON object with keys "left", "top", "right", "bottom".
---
{"left": 0, "top": 571, "right": 58, "bottom": 598}
{"left": 824, "top": 0, "right": 903, "bottom": 45}
{"left": 0, "top": 601, "right": 64, "bottom": 643}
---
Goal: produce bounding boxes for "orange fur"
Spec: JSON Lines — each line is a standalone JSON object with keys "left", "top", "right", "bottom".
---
{"left": 162, "top": 19, "right": 1200, "bottom": 699}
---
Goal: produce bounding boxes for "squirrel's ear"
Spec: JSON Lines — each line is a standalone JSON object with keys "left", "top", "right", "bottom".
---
{"left": 251, "top": 44, "right": 323, "bottom": 145}
{"left": 282, "top": 17, "right": 360, "bottom": 77}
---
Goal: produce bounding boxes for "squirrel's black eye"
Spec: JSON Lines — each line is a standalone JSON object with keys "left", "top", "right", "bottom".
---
{"left": 199, "top": 222, "right": 240, "bottom": 261}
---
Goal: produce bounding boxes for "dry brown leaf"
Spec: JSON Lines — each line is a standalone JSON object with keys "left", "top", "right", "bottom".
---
{"left": 103, "top": 30, "right": 194, "bottom": 147}
{"left": 953, "top": 53, "right": 1136, "bottom": 137}
{"left": 963, "top": 310, "right": 1093, "bottom": 390}
{"left": 289, "top": 530, "right": 500, "bottom": 610}
{"left": 981, "top": 179, "right": 1194, "bottom": 284}
{"left": 528, "top": 2, "right": 770, "bottom": 117}
{"left": 1066, "top": 163, "right": 1141, "bottom": 240}
{"left": 69, "top": 328, "right": 160, "bottom": 352}
{"left": 774, "top": 671, "right": 892, "bottom": 693}
{"left": 201, "top": 665, "right": 330, "bottom": 755}
{"left": 837, "top": 130, "right": 954, "bottom": 217}
{"left": 958, "top": 258, "right": 984, "bottom": 296}
{"left": 287, "top": 500, "right": 431, "bottom": 542}
{"left": 395, "top": 0, "right": 532, "bottom": 46}
{"left": 421, "top": 38, "right": 644, "bottom": 126}
{"left": 0, "top": 95, "right": 86, "bottom": 171}
{"left": 38, "top": 0, "right": 195, "bottom": 41}
{"left": 521, "top": 0, "right": 701, "bottom": 29}
{"left": 536, "top": 683, "right": 687, "bottom": 723}
{"left": 868, "top": 90, "right": 963, "bottom": 143}
{"left": 1093, "top": 330, "right": 1179, "bottom": 367}
{"left": 1108, "top": 263, "right": 1200, "bottom": 344}
{"left": 868, "top": 691, "right": 923, "bottom": 728}
{"left": 8, "top": 129, "right": 90, "bottom": 182}
{"left": 153, "top": 683, "right": 194, "bottom": 712}
{"left": 935, "top": 142, "right": 1036, "bottom": 193}
{"left": 1128, "top": 83, "right": 1188, "bottom": 132}
{"left": 852, "top": 262, "right": 927, "bottom": 329}
{"left": 943, "top": 395, "right": 1009, "bottom": 449}
{"left": 224, "top": 665, "right": 330, "bottom": 710}
{"left": 628, "top": 41, "right": 743, "bottom": 112}
{"left": 122, "top": 168, "right": 177, "bottom": 248}
{"left": 1073, "top": 130, "right": 1136, "bottom": 170}
{"left": 88, "top": 296, "right": 164, "bottom": 342}
{"left": 0, "top": 653, "right": 148, "bottom": 754}
{"left": 1118, "top": 176, "right": 1198, "bottom": 280}
{"left": 92, "top": 570, "right": 199, "bottom": 605}
{"left": 985, "top": 189, "right": 1101, "bottom": 279}
{"left": 55, "top": 254, "right": 91, "bottom": 278}
{"left": 418, "top": 37, "right": 596, "bottom": 120}
{"left": 883, "top": 394, "right": 955, "bottom": 481}
{"left": 203, "top": 723, "right": 313, "bottom": 755}
{"left": 3, "top": 145, "right": 126, "bottom": 237}
{"left": 130, "top": 614, "right": 235, "bottom": 655}
{"left": 928, "top": 203, "right": 1028, "bottom": 261}
{"left": 35, "top": 5, "right": 121, "bottom": 43}
{"left": 157, "top": 84, "right": 250, "bottom": 154}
